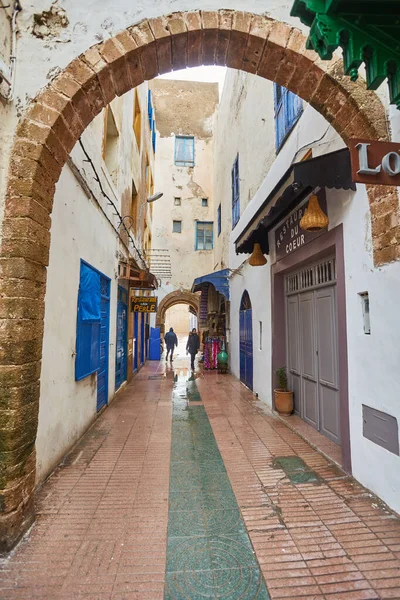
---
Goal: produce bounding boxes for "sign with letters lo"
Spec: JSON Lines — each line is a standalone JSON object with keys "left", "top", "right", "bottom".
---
{"left": 348, "top": 139, "right": 400, "bottom": 186}
{"left": 131, "top": 296, "right": 158, "bottom": 313}
{"left": 274, "top": 190, "right": 327, "bottom": 261}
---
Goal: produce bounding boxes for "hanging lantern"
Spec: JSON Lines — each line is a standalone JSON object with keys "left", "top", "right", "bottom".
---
{"left": 249, "top": 242, "right": 267, "bottom": 266}
{"left": 300, "top": 195, "right": 329, "bottom": 232}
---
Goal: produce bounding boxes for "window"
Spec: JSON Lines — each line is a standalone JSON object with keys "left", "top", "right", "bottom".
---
{"left": 175, "top": 136, "right": 195, "bottom": 167}
{"left": 133, "top": 90, "right": 141, "bottom": 149}
{"left": 173, "top": 220, "right": 182, "bottom": 233}
{"left": 75, "top": 261, "right": 109, "bottom": 381}
{"left": 259, "top": 321, "right": 263, "bottom": 350}
{"left": 359, "top": 292, "right": 371, "bottom": 334}
{"left": 147, "top": 90, "right": 157, "bottom": 153}
{"left": 103, "top": 107, "right": 119, "bottom": 185}
{"left": 131, "top": 179, "right": 138, "bottom": 226}
{"left": 217, "top": 204, "right": 221, "bottom": 236}
{"left": 231, "top": 155, "right": 240, "bottom": 228}
{"left": 174, "top": 197, "right": 181, "bottom": 206}
{"left": 274, "top": 83, "right": 303, "bottom": 151}
{"left": 202, "top": 198, "right": 208, "bottom": 207}
{"left": 196, "top": 221, "right": 213, "bottom": 250}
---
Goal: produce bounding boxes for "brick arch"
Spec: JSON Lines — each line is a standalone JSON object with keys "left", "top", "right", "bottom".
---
{"left": 156, "top": 290, "right": 199, "bottom": 334}
{"left": 0, "top": 9, "right": 397, "bottom": 551}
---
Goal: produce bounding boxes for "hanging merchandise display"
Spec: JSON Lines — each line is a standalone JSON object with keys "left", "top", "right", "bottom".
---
{"left": 204, "top": 336, "right": 224, "bottom": 370}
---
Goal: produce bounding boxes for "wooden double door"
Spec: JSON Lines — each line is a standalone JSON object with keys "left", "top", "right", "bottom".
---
{"left": 286, "top": 259, "right": 340, "bottom": 444}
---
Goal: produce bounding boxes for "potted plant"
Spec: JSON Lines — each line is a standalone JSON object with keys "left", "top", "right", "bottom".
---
{"left": 274, "top": 367, "right": 294, "bottom": 416}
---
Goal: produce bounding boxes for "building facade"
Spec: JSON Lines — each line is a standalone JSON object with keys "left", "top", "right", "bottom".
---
{"left": 214, "top": 69, "right": 400, "bottom": 515}
{"left": 0, "top": 1, "right": 400, "bottom": 551}
{"left": 36, "top": 83, "right": 156, "bottom": 484}
{"left": 150, "top": 79, "right": 218, "bottom": 336}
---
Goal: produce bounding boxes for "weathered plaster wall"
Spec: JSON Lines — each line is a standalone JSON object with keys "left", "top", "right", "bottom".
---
{"left": 36, "top": 82, "right": 153, "bottom": 483}
{"left": 151, "top": 79, "right": 218, "bottom": 295}
{"left": 37, "top": 162, "right": 118, "bottom": 484}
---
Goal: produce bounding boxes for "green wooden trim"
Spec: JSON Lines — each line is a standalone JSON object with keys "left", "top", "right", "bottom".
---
{"left": 291, "top": 0, "right": 400, "bottom": 107}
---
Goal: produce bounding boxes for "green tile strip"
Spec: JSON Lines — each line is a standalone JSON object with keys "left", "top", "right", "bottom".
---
{"left": 272, "top": 456, "right": 321, "bottom": 484}
{"left": 165, "top": 379, "right": 270, "bottom": 600}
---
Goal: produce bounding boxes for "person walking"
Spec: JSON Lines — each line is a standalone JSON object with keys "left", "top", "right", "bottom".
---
{"left": 186, "top": 328, "right": 200, "bottom": 371}
{"left": 164, "top": 327, "right": 178, "bottom": 362}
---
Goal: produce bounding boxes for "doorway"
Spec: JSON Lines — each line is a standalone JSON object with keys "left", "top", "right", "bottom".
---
{"left": 97, "top": 275, "right": 111, "bottom": 412}
{"left": 285, "top": 257, "right": 340, "bottom": 444}
{"left": 239, "top": 291, "right": 253, "bottom": 390}
{"left": 115, "top": 286, "right": 128, "bottom": 391}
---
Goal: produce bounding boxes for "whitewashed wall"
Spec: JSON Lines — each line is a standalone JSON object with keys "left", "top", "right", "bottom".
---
{"left": 37, "top": 162, "right": 118, "bottom": 484}
{"left": 222, "top": 90, "right": 400, "bottom": 512}
{"left": 37, "top": 83, "right": 151, "bottom": 484}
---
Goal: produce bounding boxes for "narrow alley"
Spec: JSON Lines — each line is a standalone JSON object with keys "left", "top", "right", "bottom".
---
{"left": 1, "top": 349, "right": 399, "bottom": 599}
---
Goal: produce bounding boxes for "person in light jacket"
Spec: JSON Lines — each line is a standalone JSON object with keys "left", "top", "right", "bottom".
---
{"left": 186, "top": 328, "right": 200, "bottom": 371}
{"left": 164, "top": 327, "right": 178, "bottom": 362}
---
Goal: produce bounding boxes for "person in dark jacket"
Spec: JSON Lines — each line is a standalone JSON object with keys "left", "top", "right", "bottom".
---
{"left": 164, "top": 327, "right": 178, "bottom": 362}
{"left": 186, "top": 328, "right": 200, "bottom": 371}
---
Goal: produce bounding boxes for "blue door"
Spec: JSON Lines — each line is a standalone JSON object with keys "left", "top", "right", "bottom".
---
{"left": 115, "top": 286, "right": 128, "bottom": 391}
{"left": 133, "top": 311, "right": 139, "bottom": 373}
{"left": 140, "top": 314, "right": 145, "bottom": 366}
{"left": 239, "top": 291, "right": 253, "bottom": 391}
{"left": 97, "top": 276, "right": 110, "bottom": 411}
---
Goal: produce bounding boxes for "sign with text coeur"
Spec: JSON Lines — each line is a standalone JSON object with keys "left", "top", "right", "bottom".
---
{"left": 348, "top": 139, "right": 400, "bottom": 186}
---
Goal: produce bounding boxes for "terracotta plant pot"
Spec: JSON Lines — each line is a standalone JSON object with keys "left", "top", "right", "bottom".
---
{"left": 274, "top": 389, "right": 294, "bottom": 416}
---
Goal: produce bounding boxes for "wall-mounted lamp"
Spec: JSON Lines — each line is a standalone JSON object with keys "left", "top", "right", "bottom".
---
{"left": 147, "top": 191, "right": 163, "bottom": 203}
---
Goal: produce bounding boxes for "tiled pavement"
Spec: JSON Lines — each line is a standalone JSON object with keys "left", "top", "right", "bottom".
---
{"left": 1, "top": 355, "right": 400, "bottom": 599}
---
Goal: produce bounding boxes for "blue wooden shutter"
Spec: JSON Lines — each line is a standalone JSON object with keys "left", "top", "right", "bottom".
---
{"left": 75, "top": 261, "right": 101, "bottom": 381}
{"left": 274, "top": 83, "right": 303, "bottom": 150}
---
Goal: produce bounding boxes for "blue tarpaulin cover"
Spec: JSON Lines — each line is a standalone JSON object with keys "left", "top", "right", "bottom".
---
{"left": 192, "top": 269, "right": 230, "bottom": 300}
{"left": 79, "top": 263, "right": 101, "bottom": 321}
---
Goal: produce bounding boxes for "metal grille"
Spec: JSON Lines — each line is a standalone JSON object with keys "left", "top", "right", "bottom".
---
{"left": 285, "top": 257, "right": 336, "bottom": 294}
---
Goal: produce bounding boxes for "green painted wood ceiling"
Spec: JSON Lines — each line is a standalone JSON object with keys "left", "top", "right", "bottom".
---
{"left": 290, "top": 0, "right": 400, "bottom": 108}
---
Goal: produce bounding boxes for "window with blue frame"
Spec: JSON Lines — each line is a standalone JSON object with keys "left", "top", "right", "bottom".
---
{"left": 231, "top": 154, "right": 240, "bottom": 228}
{"left": 196, "top": 221, "right": 214, "bottom": 250}
{"left": 75, "top": 261, "right": 102, "bottom": 381}
{"left": 217, "top": 204, "right": 221, "bottom": 236}
{"left": 274, "top": 83, "right": 303, "bottom": 151}
{"left": 175, "top": 136, "right": 195, "bottom": 167}
{"left": 147, "top": 90, "right": 157, "bottom": 153}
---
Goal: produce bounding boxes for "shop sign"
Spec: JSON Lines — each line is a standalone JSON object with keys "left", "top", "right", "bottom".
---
{"left": 275, "top": 191, "right": 326, "bottom": 261}
{"left": 131, "top": 296, "right": 158, "bottom": 313}
{"left": 348, "top": 139, "right": 400, "bottom": 186}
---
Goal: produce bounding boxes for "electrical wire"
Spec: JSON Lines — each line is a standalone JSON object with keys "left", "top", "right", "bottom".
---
{"left": 77, "top": 137, "right": 148, "bottom": 271}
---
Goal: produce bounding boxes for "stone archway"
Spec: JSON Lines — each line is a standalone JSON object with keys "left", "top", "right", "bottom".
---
{"left": 0, "top": 9, "right": 396, "bottom": 550}
{"left": 156, "top": 290, "right": 200, "bottom": 335}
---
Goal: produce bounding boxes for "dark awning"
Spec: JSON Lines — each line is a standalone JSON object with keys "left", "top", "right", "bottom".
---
{"left": 192, "top": 269, "right": 230, "bottom": 300}
{"left": 235, "top": 148, "right": 356, "bottom": 255}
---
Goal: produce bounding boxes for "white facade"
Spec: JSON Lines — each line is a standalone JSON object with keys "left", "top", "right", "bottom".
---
{"left": 214, "top": 70, "right": 400, "bottom": 513}
{"left": 150, "top": 79, "right": 218, "bottom": 321}
{"left": 37, "top": 84, "right": 153, "bottom": 483}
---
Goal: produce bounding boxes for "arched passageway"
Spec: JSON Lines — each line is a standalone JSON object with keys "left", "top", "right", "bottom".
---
{"left": 156, "top": 290, "right": 200, "bottom": 335}
{"left": 0, "top": 9, "right": 396, "bottom": 550}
